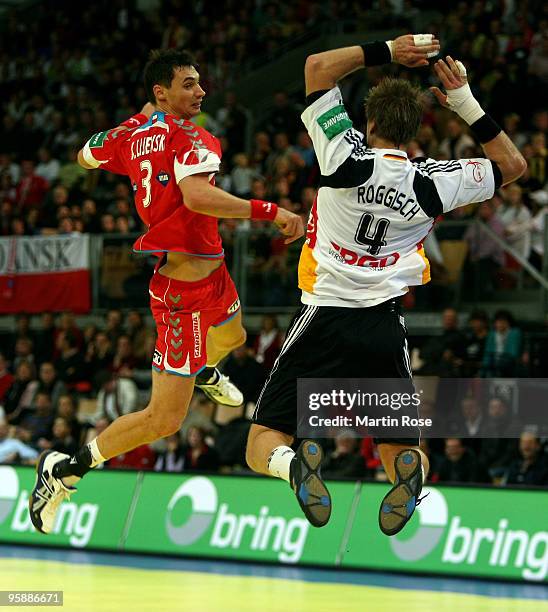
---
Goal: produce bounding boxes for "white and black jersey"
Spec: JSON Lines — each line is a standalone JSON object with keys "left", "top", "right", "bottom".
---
{"left": 298, "top": 86, "right": 502, "bottom": 307}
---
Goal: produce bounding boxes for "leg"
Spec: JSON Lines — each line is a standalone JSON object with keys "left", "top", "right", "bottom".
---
{"left": 246, "top": 423, "right": 294, "bottom": 476}
{"left": 94, "top": 370, "right": 195, "bottom": 459}
{"left": 195, "top": 311, "right": 246, "bottom": 407}
{"left": 205, "top": 311, "right": 246, "bottom": 366}
{"left": 29, "top": 370, "right": 195, "bottom": 534}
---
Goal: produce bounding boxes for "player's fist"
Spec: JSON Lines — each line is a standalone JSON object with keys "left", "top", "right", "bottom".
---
{"left": 392, "top": 34, "right": 440, "bottom": 68}
{"left": 274, "top": 208, "right": 304, "bottom": 244}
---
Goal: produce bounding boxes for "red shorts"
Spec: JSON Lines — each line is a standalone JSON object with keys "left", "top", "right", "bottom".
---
{"left": 149, "top": 263, "right": 240, "bottom": 376}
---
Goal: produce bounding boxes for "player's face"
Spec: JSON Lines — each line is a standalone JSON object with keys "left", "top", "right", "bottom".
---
{"left": 160, "top": 66, "right": 205, "bottom": 119}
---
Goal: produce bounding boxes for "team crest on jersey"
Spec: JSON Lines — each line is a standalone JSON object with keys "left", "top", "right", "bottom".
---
{"left": 156, "top": 170, "right": 171, "bottom": 186}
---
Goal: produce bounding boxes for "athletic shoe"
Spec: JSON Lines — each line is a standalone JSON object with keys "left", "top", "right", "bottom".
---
{"left": 197, "top": 369, "right": 243, "bottom": 407}
{"left": 378, "top": 449, "right": 426, "bottom": 536}
{"left": 29, "top": 451, "right": 77, "bottom": 534}
{"left": 290, "top": 440, "right": 331, "bottom": 528}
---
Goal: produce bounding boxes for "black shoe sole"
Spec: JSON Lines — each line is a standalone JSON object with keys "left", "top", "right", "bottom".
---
{"left": 379, "top": 449, "right": 422, "bottom": 536}
{"left": 28, "top": 450, "right": 53, "bottom": 534}
{"left": 292, "top": 440, "right": 331, "bottom": 528}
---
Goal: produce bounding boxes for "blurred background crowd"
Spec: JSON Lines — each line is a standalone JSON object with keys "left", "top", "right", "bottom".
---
{"left": 1, "top": 307, "right": 547, "bottom": 486}
{"left": 0, "top": 0, "right": 547, "bottom": 486}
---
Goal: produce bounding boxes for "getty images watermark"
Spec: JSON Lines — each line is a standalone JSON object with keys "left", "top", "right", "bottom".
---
{"left": 297, "top": 378, "right": 548, "bottom": 439}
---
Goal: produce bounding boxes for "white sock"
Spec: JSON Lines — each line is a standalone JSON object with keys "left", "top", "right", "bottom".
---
{"left": 267, "top": 446, "right": 295, "bottom": 483}
{"left": 88, "top": 438, "right": 107, "bottom": 468}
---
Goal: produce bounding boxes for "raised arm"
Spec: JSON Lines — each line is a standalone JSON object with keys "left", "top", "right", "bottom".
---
{"left": 77, "top": 102, "right": 156, "bottom": 170}
{"left": 304, "top": 34, "right": 440, "bottom": 96}
{"left": 431, "top": 57, "right": 526, "bottom": 186}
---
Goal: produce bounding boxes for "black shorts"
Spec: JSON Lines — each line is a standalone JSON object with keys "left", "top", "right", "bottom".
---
{"left": 252, "top": 299, "right": 420, "bottom": 446}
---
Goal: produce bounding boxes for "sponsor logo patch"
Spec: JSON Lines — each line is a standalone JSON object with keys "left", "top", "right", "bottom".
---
{"left": 156, "top": 170, "right": 171, "bottom": 186}
{"left": 317, "top": 105, "right": 352, "bottom": 140}
{"left": 464, "top": 160, "right": 486, "bottom": 187}
{"left": 153, "top": 349, "right": 163, "bottom": 367}
{"left": 192, "top": 312, "right": 202, "bottom": 358}
{"left": 227, "top": 299, "right": 240, "bottom": 315}
{"left": 89, "top": 131, "right": 109, "bottom": 148}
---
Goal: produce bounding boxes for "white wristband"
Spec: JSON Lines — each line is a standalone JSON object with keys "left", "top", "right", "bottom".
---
{"left": 413, "top": 34, "right": 439, "bottom": 58}
{"left": 446, "top": 83, "right": 485, "bottom": 125}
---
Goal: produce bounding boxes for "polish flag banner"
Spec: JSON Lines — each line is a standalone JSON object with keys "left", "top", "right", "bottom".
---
{"left": 0, "top": 234, "right": 91, "bottom": 314}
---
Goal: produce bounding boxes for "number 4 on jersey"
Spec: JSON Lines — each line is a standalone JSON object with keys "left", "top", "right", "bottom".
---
{"left": 355, "top": 213, "right": 390, "bottom": 256}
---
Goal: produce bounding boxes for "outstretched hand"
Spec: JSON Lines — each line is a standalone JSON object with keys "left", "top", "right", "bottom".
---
{"left": 274, "top": 208, "right": 304, "bottom": 244}
{"left": 430, "top": 56, "right": 468, "bottom": 108}
{"left": 392, "top": 34, "right": 440, "bottom": 68}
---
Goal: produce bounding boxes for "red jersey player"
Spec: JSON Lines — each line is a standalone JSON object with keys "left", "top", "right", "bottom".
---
{"left": 29, "top": 49, "right": 303, "bottom": 534}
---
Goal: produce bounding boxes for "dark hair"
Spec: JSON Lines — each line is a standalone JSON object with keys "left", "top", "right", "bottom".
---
{"left": 144, "top": 49, "right": 199, "bottom": 104}
{"left": 494, "top": 309, "right": 515, "bottom": 326}
{"left": 364, "top": 77, "right": 424, "bottom": 146}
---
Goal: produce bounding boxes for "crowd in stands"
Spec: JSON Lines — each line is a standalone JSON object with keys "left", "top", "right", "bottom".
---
{"left": 0, "top": 1, "right": 546, "bottom": 308}
{"left": 0, "top": 307, "right": 547, "bottom": 486}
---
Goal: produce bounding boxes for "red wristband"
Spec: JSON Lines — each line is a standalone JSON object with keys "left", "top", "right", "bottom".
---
{"left": 250, "top": 199, "right": 278, "bottom": 221}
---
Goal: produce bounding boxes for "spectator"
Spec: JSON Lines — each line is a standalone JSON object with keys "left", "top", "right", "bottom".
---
{"left": 0, "top": 353, "right": 14, "bottom": 404}
{"left": 56, "top": 394, "right": 83, "bottom": 443}
{"left": 481, "top": 310, "right": 522, "bottom": 377}
{"left": 479, "top": 397, "right": 520, "bottom": 480}
{"left": 0, "top": 418, "right": 38, "bottom": 464}
{"left": 44, "top": 417, "right": 79, "bottom": 456}
{"left": 222, "top": 346, "right": 267, "bottom": 405}
{"left": 15, "top": 160, "right": 48, "bottom": 209}
{"left": 183, "top": 426, "right": 220, "bottom": 472}
{"left": 505, "top": 433, "right": 548, "bottom": 486}
{"left": 108, "top": 443, "right": 156, "bottom": 471}
{"left": 35, "top": 147, "right": 60, "bottom": 183}
{"left": 33, "top": 362, "right": 67, "bottom": 410}
{"left": 323, "top": 432, "right": 365, "bottom": 479}
{"left": 19, "top": 391, "right": 54, "bottom": 446}
{"left": 3, "top": 360, "right": 38, "bottom": 424}
{"left": 126, "top": 310, "right": 154, "bottom": 368}
{"left": 230, "top": 153, "right": 256, "bottom": 198}
{"left": 93, "top": 375, "right": 139, "bottom": 423}
{"left": 55, "top": 331, "right": 87, "bottom": 385}
{"left": 498, "top": 183, "right": 532, "bottom": 260}
{"left": 112, "top": 334, "right": 137, "bottom": 373}
{"left": 418, "top": 308, "right": 465, "bottom": 376}
{"left": 464, "top": 199, "right": 506, "bottom": 297}
{"left": 34, "top": 312, "right": 56, "bottom": 363}
{"left": 457, "top": 396, "right": 485, "bottom": 439}
{"left": 262, "top": 91, "right": 301, "bottom": 138}
{"left": 437, "top": 438, "right": 486, "bottom": 484}
{"left": 461, "top": 310, "right": 489, "bottom": 376}
{"left": 438, "top": 118, "right": 476, "bottom": 159}
{"left": 254, "top": 314, "right": 283, "bottom": 370}
{"left": 154, "top": 432, "right": 185, "bottom": 473}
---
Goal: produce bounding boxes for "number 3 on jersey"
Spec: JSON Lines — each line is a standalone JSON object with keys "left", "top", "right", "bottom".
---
{"left": 355, "top": 213, "right": 390, "bottom": 256}
{"left": 140, "top": 160, "right": 152, "bottom": 208}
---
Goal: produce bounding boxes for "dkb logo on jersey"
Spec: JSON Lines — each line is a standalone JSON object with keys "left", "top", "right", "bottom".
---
{"left": 166, "top": 477, "right": 218, "bottom": 545}
{"left": 390, "top": 487, "right": 448, "bottom": 561}
{"left": 0, "top": 466, "right": 19, "bottom": 524}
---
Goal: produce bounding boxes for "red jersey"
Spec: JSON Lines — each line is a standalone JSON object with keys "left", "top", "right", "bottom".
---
{"left": 82, "top": 111, "right": 224, "bottom": 258}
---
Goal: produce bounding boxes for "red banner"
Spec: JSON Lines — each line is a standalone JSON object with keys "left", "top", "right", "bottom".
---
{"left": 0, "top": 234, "right": 91, "bottom": 314}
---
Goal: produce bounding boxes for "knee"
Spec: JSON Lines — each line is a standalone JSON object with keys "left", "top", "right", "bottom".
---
{"left": 142, "top": 406, "right": 183, "bottom": 440}
{"left": 245, "top": 425, "right": 260, "bottom": 471}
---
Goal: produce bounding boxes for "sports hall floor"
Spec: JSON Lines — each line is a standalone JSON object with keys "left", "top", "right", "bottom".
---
{"left": 1, "top": 545, "right": 546, "bottom": 611}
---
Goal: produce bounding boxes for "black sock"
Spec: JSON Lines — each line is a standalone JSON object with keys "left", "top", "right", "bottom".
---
{"left": 195, "top": 366, "right": 219, "bottom": 385}
{"left": 52, "top": 445, "right": 94, "bottom": 479}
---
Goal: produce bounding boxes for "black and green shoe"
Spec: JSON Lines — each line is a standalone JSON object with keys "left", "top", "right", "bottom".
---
{"left": 379, "top": 449, "right": 427, "bottom": 536}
